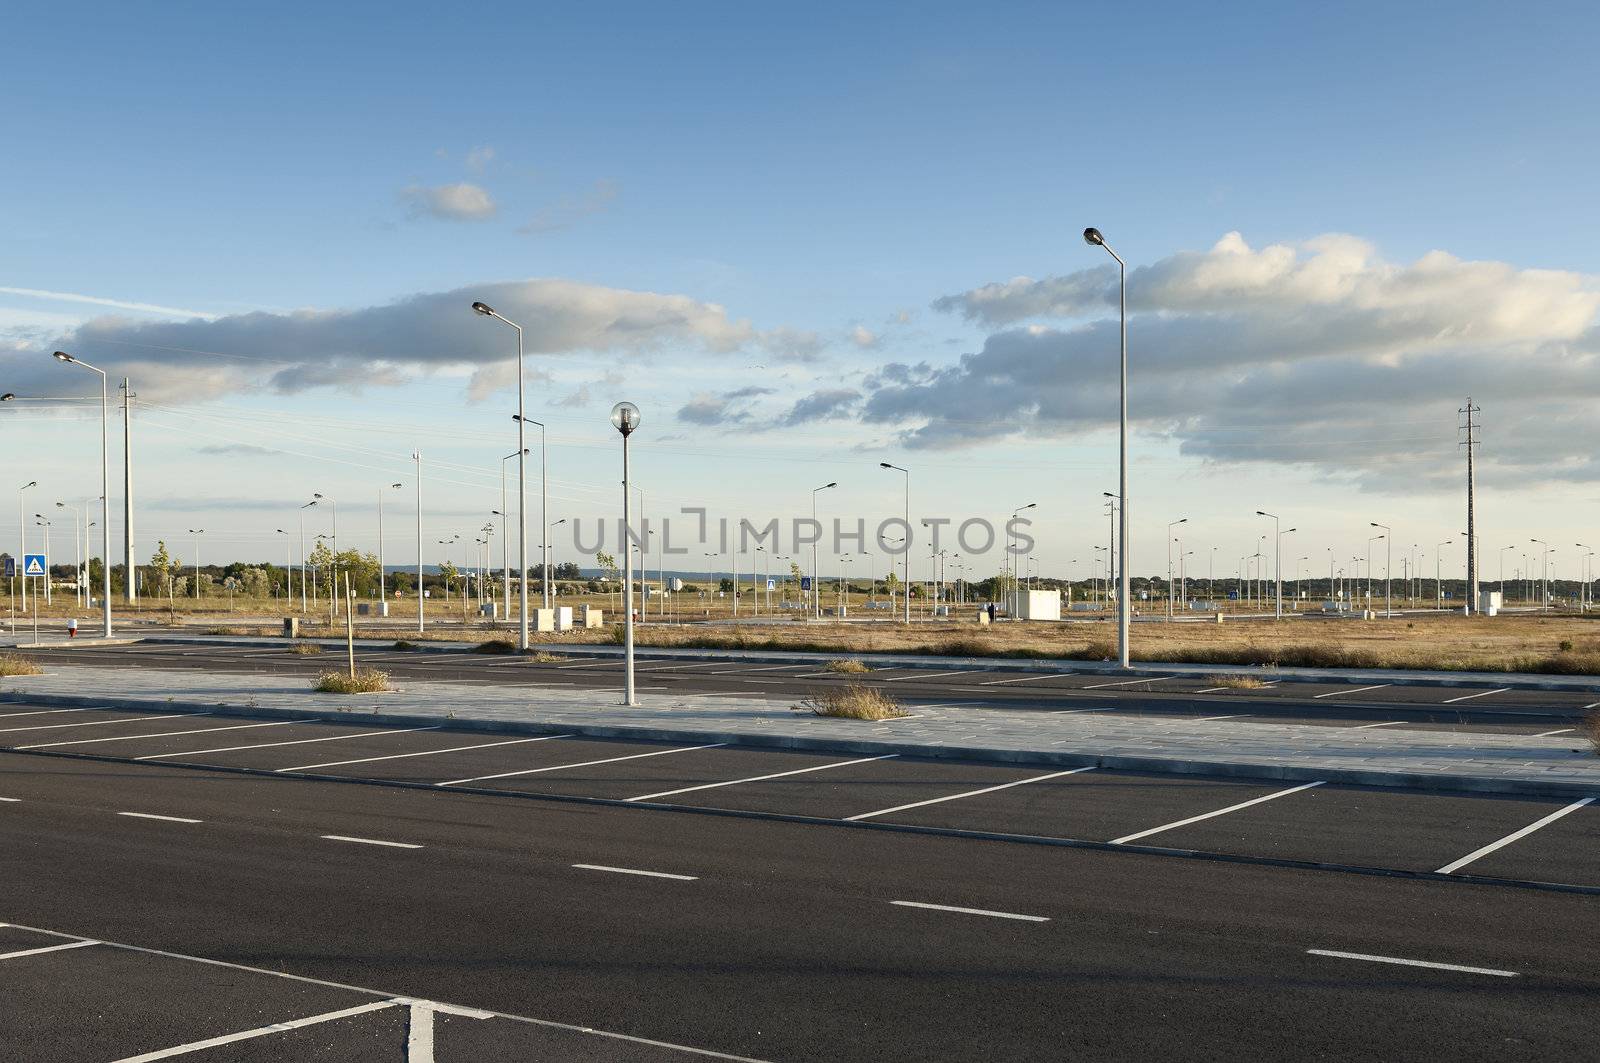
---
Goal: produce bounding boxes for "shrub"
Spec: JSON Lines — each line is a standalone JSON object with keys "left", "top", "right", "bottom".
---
{"left": 1586, "top": 712, "right": 1600, "bottom": 757}
{"left": 313, "top": 668, "right": 390, "bottom": 694}
{"left": 474, "top": 639, "right": 516, "bottom": 654}
{"left": 0, "top": 654, "right": 44, "bottom": 677}
{"left": 1559, "top": 639, "right": 1575, "bottom": 652}
{"left": 393, "top": 640, "right": 416, "bottom": 650}
{"left": 288, "top": 642, "right": 323, "bottom": 656}
{"left": 826, "top": 659, "right": 871, "bottom": 674}
{"left": 796, "top": 685, "right": 909, "bottom": 721}
{"left": 528, "top": 651, "right": 566, "bottom": 663}
{"left": 1213, "top": 676, "right": 1266, "bottom": 689}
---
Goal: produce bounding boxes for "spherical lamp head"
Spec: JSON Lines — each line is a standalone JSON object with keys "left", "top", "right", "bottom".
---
{"left": 610, "top": 401, "right": 641, "bottom": 436}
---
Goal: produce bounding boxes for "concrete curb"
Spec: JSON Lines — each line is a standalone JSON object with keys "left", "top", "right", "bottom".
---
{"left": 4, "top": 688, "right": 1594, "bottom": 801}
{"left": 137, "top": 634, "right": 1600, "bottom": 693}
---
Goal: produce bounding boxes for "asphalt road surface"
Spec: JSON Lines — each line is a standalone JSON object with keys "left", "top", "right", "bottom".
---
{"left": 23, "top": 640, "right": 1600, "bottom": 737}
{"left": 3, "top": 698, "right": 1599, "bottom": 1060}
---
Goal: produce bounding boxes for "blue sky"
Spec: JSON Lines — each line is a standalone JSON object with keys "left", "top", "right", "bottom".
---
{"left": 3, "top": 1, "right": 1598, "bottom": 586}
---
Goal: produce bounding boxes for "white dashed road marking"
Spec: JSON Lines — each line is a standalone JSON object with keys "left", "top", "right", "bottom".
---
{"left": 117, "top": 812, "right": 202, "bottom": 824}
{"left": 1441, "top": 687, "right": 1510, "bottom": 704}
{"left": 1306, "top": 949, "right": 1517, "bottom": 978}
{"left": 1350, "top": 720, "right": 1404, "bottom": 730}
{"left": 0, "top": 939, "right": 100, "bottom": 961}
{"left": 1081, "top": 675, "right": 1176, "bottom": 689}
{"left": 1313, "top": 684, "right": 1391, "bottom": 699}
{"left": 890, "top": 900, "right": 1048, "bottom": 922}
{"left": 573, "top": 864, "right": 697, "bottom": 881}
{"left": 1532, "top": 728, "right": 1574, "bottom": 738}
{"left": 979, "top": 673, "right": 1072, "bottom": 686}
{"left": 320, "top": 835, "right": 423, "bottom": 850}
{"left": 846, "top": 767, "right": 1095, "bottom": 822}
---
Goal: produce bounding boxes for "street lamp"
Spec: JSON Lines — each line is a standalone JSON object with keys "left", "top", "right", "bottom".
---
{"left": 1531, "top": 538, "right": 1551, "bottom": 610}
{"left": 810, "top": 481, "right": 837, "bottom": 619}
{"left": 497, "top": 447, "right": 529, "bottom": 618}
{"left": 612, "top": 401, "right": 641, "bottom": 706}
{"left": 275, "top": 529, "right": 291, "bottom": 600}
{"left": 880, "top": 463, "right": 910, "bottom": 624}
{"left": 379, "top": 483, "right": 402, "bottom": 610}
{"left": 1366, "top": 530, "right": 1386, "bottom": 611}
{"left": 1435, "top": 540, "right": 1452, "bottom": 610}
{"left": 1166, "top": 518, "right": 1188, "bottom": 620}
{"left": 187, "top": 529, "right": 205, "bottom": 599}
{"left": 312, "top": 493, "right": 337, "bottom": 594}
{"left": 510, "top": 416, "right": 552, "bottom": 612}
{"left": 33, "top": 516, "right": 52, "bottom": 606}
{"left": 1084, "top": 227, "right": 1130, "bottom": 668}
{"left": 473, "top": 300, "right": 532, "bottom": 649}
{"left": 51, "top": 352, "right": 113, "bottom": 636}
{"left": 1576, "top": 544, "right": 1594, "bottom": 613}
{"left": 1008, "top": 502, "right": 1037, "bottom": 618}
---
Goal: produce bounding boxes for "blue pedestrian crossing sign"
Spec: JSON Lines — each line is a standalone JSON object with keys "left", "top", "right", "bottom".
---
{"left": 2, "top": 557, "right": 12, "bottom": 577}
{"left": 22, "top": 554, "right": 46, "bottom": 577}
{"left": 800, "top": 577, "right": 812, "bottom": 590}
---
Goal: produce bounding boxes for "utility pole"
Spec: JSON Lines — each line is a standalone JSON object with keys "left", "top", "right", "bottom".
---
{"left": 1460, "top": 398, "right": 1480, "bottom": 615}
{"left": 120, "top": 379, "right": 137, "bottom": 603}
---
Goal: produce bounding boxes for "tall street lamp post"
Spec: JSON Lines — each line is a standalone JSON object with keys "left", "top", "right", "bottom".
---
{"left": 1531, "top": 538, "right": 1551, "bottom": 610}
{"left": 51, "top": 352, "right": 113, "bottom": 635}
{"left": 498, "top": 447, "right": 528, "bottom": 618}
{"left": 187, "top": 529, "right": 204, "bottom": 599}
{"left": 379, "top": 483, "right": 401, "bottom": 610}
{"left": 612, "top": 402, "right": 641, "bottom": 706}
{"left": 880, "top": 463, "right": 910, "bottom": 624}
{"left": 1435, "top": 540, "right": 1452, "bottom": 609}
{"left": 1166, "top": 517, "right": 1187, "bottom": 620}
{"left": 18, "top": 480, "right": 37, "bottom": 610}
{"left": 471, "top": 301, "right": 532, "bottom": 649}
{"left": 810, "top": 482, "right": 836, "bottom": 618}
{"left": 1009, "top": 502, "right": 1037, "bottom": 618}
{"left": 1084, "top": 227, "right": 1130, "bottom": 668}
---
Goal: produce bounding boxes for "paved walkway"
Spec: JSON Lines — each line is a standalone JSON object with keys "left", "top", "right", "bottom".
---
{"left": 3, "top": 664, "right": 1596, "bottom": 798}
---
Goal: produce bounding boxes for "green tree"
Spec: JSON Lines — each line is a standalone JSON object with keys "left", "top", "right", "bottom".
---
{"left": 149, "top": 541, "right": 174, "bottom": 598}
{"left": 596, "top": 551, "right": 618, "bottom": 583}
{"left": 789, "top": 561, "right": 803, "bottom": 582}
{"left": 438, "top": 560, "right": 459, "bottom": 595}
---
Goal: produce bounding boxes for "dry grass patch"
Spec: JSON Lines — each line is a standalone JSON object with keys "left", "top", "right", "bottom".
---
{"left": 0, "top": 653, "right": 44, "bottom": 677}
{"left": 797, "top": 684, "right": 909, "bottom": 721}
{"left": 826, "top": 658, "right": 871, "bottom": 674}
{"left": 1585, "top": 713, "right": 1600, "bottom": 757}
{"left": 313, "top": 668, "right": 391, "bottom": 694}
{"left": 528, "top": 651, "right": 567, "bottom": 663}
{"left": 1213, "top": 676, "right": 1268, "bottom": 689}
{"left": 288, "top": 642, "right": 324, "bottom": 656}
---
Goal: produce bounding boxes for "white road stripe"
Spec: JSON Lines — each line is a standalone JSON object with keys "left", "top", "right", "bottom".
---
{"left": 1532, "top": 728, "right": 1575, "bottom": 738}
{"left": 136, "top": 725, "right": 443, "bottom": 761}
{"left": 0, "top": 707, "right": 91, "bottom": 720}
{"left": 1081, "top": 675, "right": 1176, "bottom": 689}
{"left": 557, "top": 660, "right": 622, "bottom": 670}
{"left": 407, "top": 1002, "right": 435, "bottom": 1063}
{"left": 573, "top": 863, "right": 697, "bottom": 881}
{"left": 709, "top": 663, "right": 811, "bottom": 674}
{"left": 979, "top": 673, "right": 1071, "bottom": 685}
{"left": 890, "top": 900, "right": 1048, "bottom": 923}
{"left": 277, "top": 734, "right": 572, "bottom": 773}
{"left": 111, "top": 1001, "right": 399, "bottom": 1061}
{"left": 1110, "top": 781, "right": 1326, "bottom": 845}
{"left": 1350, "top": 720, "right": 1403, "bottom": 730}
{"left": 438, "top": 742, "right": 726, "bottom": 787}
{"left": 1306, "top": 949, "right": 1517, "bottom": 978}
{"left": 1193, "top": 714, "right": 1252, "bottom": 722}
{"left": 0, "top": 797, "right": 18, "bottom": 802}
{"left": 1442, "top": 687, "right": 1510, "bottom": 704}
{"left": 0, "top": 712, "right": 191, "bottom": 735}
{"left": 0, "top": 939, "right": 100, "bottom": 961}
{"left": 117, "top": 812, "right": 202, "bottom": 824}
{"left": 846, "top": 767, "right": 1095, "bottom": 822}
{"left": 1313, "top": 683, "right": 1391, "bottom": 699}
{"left": 637, "top": 660, "right": 733, "bottom": 671}
{"left": 1048, "top": 705, "right": 1114, "bottom": 714}
{"left": 17, "top": 719, "right": 294, "bottom": 750}
{"left": 1435, "top": 797, "right": 1596, "bottom": 875}
{"left": 1584, "top": 701, "right": 1600, "bottom": 710}
{"left": 628, "top": 754, "right": 899, "bottom": 802}
{"left": 321, "top": 834, "right": 423, "bottom": 849}
{"left": 881, "top": 669, "right": 977, "bottom": 683}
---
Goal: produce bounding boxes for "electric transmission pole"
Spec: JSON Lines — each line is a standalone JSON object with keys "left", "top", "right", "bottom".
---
{"left": 1460, "top": 398, "right": 1481, "bottom": 615}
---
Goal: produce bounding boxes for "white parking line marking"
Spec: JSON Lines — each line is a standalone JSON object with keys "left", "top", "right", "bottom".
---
{"left": 638, "top": 660, "right": 732, "bottom": 671}
{"left": 112, "top": 1001, "right": 400, "bottom": 1061}
{"left": 573, "top": 863, "right": 697, "bottom": 881}
{"left": 1048, "top": 705, "right": 1114, "bottom": 714}
{"left": 1193, "top": 714, "right": 1252, "bottom": 722}
{"left": 17, "top": 719, "right": 294, "bottom": 750}
{"left": 0, "top": 939, "right": 100, "bottom": 961}
{"left": 846, "top": 767, "right": 1095, "bottom": 821}
{"left": 1313, "top": 684, "right": 1391, "bottom": 699}
{"left": 1306, "top": 949, "right": 1516, "bottom": 978}
{"left": 710, "top": 663, "right": 811, "bottom": 674}
{"left": 1532, "top": 728, "right": 1575, "bottom": 738}
{"left": 557, "top": 660, "right": 622, "bottom": 670}
{"left": 438, "top": 742, "right": 726, "bottom": 787}
{"left": 0, "top": 707, "right": 91, "bottom": 720}
{"left": 1081, "top": 675, "right": 1176, "bottom": 689}
{"left": 118, "top": 812, "right": 203, "bottom": 824}
{"left": 1442, "top": 687, "right": 1510, "bottom": 704}
{"left": 0, "top": 797, "right": 18, "bottom": 802}
{"left": 628, "top": 754, "right": 899, "bottom": 802}
{"left": 0, "top": 712, "right": 190, "bottom": 735}
{"left": 979, "top": 673, "right": 1071, "bottom": 685}
{"left": 890, "top": 900, "right": 1048, "bottom": 923}
{"left": 137, "top": 725, "right": 444, "bottom": 761}
{"left": 1350, "top": 720, "right": 1403, "bottom": 730}
{"left": 5, "top": 921, "right": 778, "bottom": 1063}
{"left": 407, "top": 1002, "right": 435, "bottom": 1062}
{"left": 1110, "top": 781, "right": 1326, "bottom": 845}
{"left": 882, "top": 670, "right": 978, "bottom": 683}
{"left": 321, "top": 834, "right": 423, "bottom": 849}
{"left": 1585, "top": 701, "right": 1600, "bottom": 711}
{"left": 277, "top": 734, "right": 573, "bottom": 773}
{"left": 1435, "top": 797, "right": 1596, "bottom": 875}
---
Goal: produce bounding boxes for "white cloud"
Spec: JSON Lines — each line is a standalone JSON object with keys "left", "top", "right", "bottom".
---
{"left": 400, "top": 182, "right": 498, "bottom": 221}
{"left": 464, "top": 145, "right": 496, "bottom": 173}
{"left": 857, "top": 232, "right": 1600, "bottom": 490}
{"left": 849, "top": 325, "right": 880, "bottom": 349}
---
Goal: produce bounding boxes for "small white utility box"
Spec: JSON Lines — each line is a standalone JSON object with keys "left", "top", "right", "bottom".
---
{"left": 1016, "top": 589, "right": 1061, "bottom": 621}
{"left": 578, "top": 605, "right": 604, "bottom": 628}
{"left": 555, "top": 606, "right": 573, "bottom": 632}
{"left": 1478, "top": 590, "right": 1502, "bottom": 617}
{"left": 479, "top": 602, "right": 498, "bottom": 619}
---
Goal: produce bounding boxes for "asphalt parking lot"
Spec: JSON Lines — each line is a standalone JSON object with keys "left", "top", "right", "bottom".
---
{"left": 23, "top": 641, "right": 1600, "bottom": 738}
{"left": 4, "top": 703, "right": 1596, "bottom": 889}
